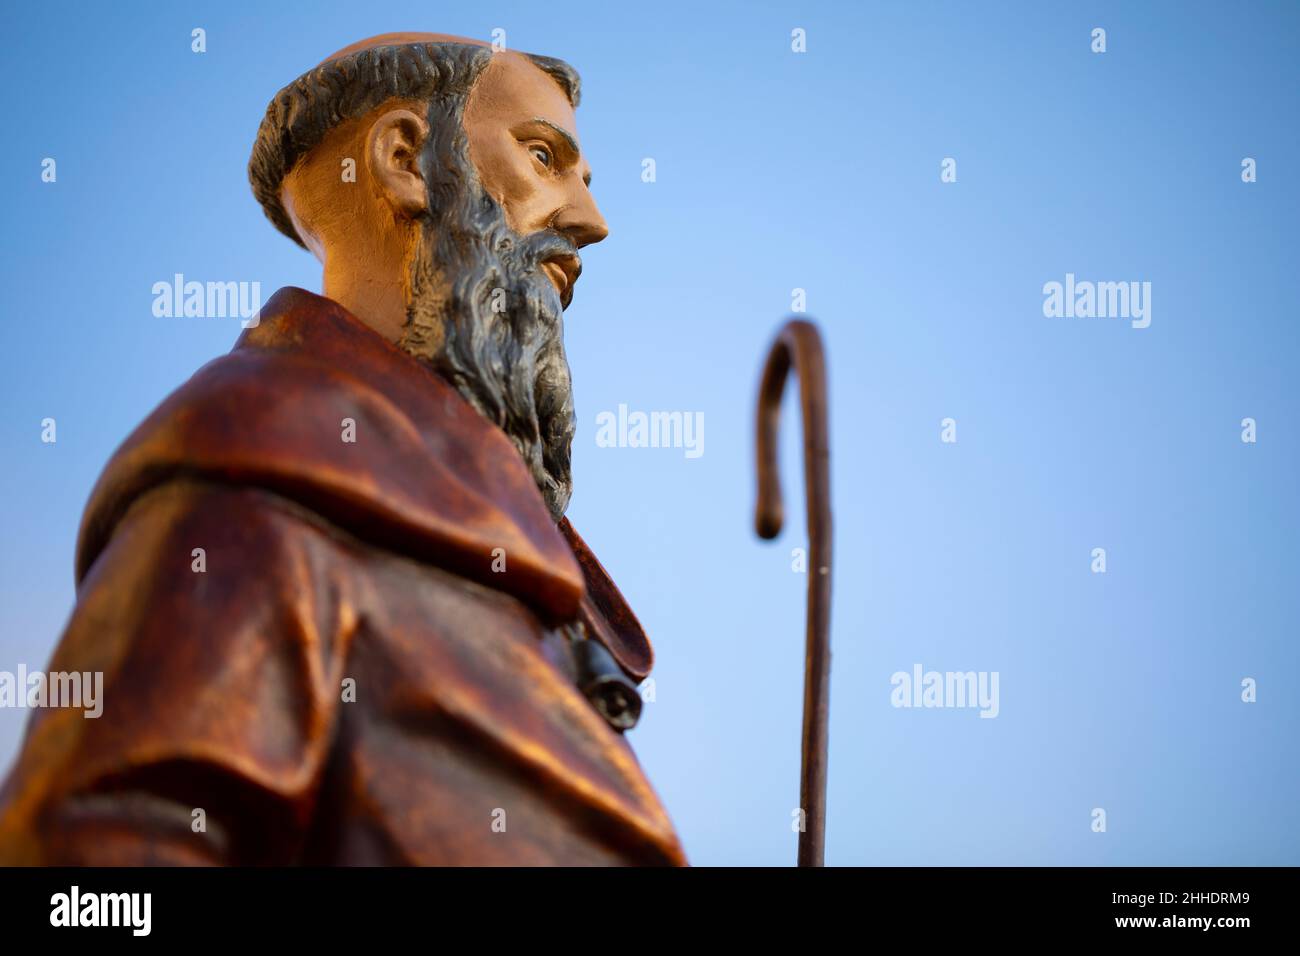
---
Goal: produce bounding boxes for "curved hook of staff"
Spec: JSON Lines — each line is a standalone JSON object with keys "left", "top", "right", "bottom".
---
{"left": 754, "top": 318, "right": 833, "bottom": 868}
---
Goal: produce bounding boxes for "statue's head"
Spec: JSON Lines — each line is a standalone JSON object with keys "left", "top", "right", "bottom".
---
{"left": 249, "top": 34, "right": 609, "bottom": 519}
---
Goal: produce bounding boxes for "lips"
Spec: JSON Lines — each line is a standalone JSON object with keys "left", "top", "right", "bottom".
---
{"left": 541, "top": 254, "right": 581, "bottom": 302}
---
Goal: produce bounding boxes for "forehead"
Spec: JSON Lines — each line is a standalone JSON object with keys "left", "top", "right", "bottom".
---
{"left": 465, "top": 52, "right": 579, "bottom": 141}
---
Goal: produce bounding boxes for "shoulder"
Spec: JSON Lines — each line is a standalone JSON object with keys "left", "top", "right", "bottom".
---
{"left": 77, "top": 289, "right": 584, "bottom": 624}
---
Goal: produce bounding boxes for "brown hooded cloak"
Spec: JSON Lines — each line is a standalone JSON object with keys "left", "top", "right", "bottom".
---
{"left": 0, "top": 287, "right": 684, "bottom": 866}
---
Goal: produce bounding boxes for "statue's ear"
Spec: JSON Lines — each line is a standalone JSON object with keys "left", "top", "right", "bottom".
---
{"left": 366, "top": 107, "right": 430, "bottom": 218}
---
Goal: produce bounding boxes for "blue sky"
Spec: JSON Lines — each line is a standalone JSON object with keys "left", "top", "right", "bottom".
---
{"left": 1, "top": 1, "right": 1297, "bottom": 865}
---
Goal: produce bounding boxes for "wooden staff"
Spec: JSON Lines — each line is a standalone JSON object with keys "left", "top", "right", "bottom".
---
{"left": 754, "top": 319, "right": 833, "bottom": 867}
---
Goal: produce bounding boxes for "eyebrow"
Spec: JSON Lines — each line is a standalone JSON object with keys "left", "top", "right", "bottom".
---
{"left": 526, "top": 117, "right": 591, "bottom": 185}
{"left": 531, "top": 116, "right": 580, "bottom": 154}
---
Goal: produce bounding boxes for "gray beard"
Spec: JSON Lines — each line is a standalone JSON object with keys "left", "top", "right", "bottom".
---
{"left": 399, "top": 184, "right": 579, "bottom": 522}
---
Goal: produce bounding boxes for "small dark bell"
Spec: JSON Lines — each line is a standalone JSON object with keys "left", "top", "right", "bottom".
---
{"left": 571, "top": 637, "right": 642, "bottom": 731}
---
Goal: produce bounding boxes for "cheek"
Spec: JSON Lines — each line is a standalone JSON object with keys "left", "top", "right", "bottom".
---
{"left": 470, "top": 133, "right": 552, "bottom": 230}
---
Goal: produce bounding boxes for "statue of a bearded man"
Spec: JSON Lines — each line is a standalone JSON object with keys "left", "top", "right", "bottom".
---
{"left": 0, "top": 33, "right": 685, "bottom": 867}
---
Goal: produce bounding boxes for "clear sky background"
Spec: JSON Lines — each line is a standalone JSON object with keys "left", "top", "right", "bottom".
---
{"left": 1, "top": 1, "right": 1296, "bottom": 865}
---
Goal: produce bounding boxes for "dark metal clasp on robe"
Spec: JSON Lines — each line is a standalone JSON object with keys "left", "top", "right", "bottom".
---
{"left": 561, "top": 622, "right": 642, "bottom": 732}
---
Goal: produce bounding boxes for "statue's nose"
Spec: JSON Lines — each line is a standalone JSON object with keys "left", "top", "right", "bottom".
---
{"left": 553, "top": 189, "right": 609, "bottom": 248}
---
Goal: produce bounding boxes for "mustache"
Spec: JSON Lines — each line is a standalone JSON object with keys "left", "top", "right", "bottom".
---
{"left": 518, "top": 228, "right": 579, "bottom": 265}
{"left": 517, "top": 229, "right": 581, "bottom": 309}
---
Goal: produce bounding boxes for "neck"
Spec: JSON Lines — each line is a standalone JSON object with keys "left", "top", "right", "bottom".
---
{"left": 320, "top": 253, "right": 412, "bottom": 344}
{"left": 313, "top": 209, "right": 421, "bottom": 345}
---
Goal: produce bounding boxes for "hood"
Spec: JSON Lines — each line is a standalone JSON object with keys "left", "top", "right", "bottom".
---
{"left": 75, "top": 287, "right": 654, "bottom": 678}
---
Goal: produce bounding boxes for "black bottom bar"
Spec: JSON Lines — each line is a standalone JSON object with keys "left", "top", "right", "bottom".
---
{"left": 0, "top": 866, "right": 1290, "bottom": 941}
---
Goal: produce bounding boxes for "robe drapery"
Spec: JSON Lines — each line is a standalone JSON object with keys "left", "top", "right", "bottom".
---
{"left": 0, "top": 287, "right": 685, "bottom": 866}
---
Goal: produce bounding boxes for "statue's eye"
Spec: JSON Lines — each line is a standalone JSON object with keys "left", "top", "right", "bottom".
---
{"left": 529, "top": 144, "right": 552, "bottom": 168}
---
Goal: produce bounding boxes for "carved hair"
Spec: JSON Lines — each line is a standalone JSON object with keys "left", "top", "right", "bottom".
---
{"left": 248, "top": 42, "right": 580, "bottom": 248}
